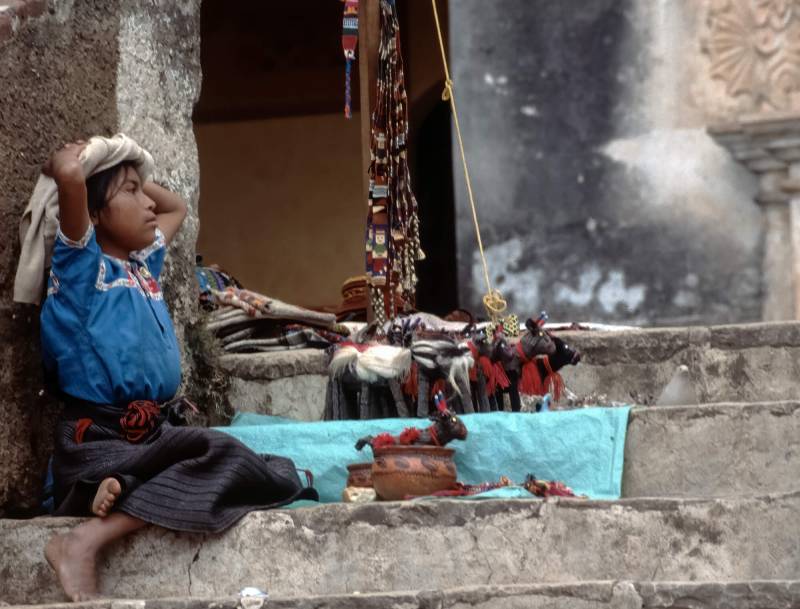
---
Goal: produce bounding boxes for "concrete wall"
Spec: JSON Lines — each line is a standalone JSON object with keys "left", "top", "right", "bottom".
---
{"left": 450, "top": 1, "right": 763, "bottom": 325}
{"left": 194, "top": 114, "right": 364, "bottom": 308}
{"left": 0, "top": 0, "right": 201, "bottom": 515}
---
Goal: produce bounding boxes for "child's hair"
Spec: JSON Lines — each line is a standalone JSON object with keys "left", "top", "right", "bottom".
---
{"left": 85, "top": 161, "right": 137, "bottom": 216}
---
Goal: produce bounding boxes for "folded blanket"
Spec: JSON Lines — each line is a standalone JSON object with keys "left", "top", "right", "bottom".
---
{"left": 208, "top": 288, "right": 337, "bottom": 329}
{"left": 14, "top": 133, "right": 154, "bottom": 305}
{"left": 223, "top": 328, "right": 333, "bottom": 353}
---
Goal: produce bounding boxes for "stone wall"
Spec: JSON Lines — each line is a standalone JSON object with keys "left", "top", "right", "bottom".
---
{"left": 0, "top": 0, "right": 201, "bottom": 515}
{"left": 449, "top": 0, "right": 768, "bottom": 325}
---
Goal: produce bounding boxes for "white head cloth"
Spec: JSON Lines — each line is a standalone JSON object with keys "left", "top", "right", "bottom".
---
{"left": 13, "top": 133, "right": 154, "bottom": 305}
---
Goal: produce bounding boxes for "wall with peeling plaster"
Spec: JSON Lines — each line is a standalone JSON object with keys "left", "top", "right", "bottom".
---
{"left": 449, "top": 0, "right": 763, "bottom": 325}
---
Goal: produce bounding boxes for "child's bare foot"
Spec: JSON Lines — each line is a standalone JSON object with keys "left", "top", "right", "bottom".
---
{"left": 91, "top": 478, "right": 121, "bottom": 517}
{"left": 44, "top": 532, "right": 100, "bottom": 602}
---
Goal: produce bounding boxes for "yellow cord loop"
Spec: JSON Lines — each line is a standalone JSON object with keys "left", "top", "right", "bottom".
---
{"left": 431, "top": 0, "right": 506, "bottom": 321}
{"left": 483, "top": 290, "right": 508, "bottom": 318}
{"left": 441, "top": 79, "right": 453, "bottom": 101}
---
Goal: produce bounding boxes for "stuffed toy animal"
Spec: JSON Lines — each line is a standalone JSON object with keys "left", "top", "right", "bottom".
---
{"left": 355, "top": 392, "right": 468, "bottom": 451}
{"left": 512, "top": 315, "right": 581, "bottom": 402}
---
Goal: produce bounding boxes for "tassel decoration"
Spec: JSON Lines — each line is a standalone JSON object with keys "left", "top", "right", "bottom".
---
{"left": 403, "top": 360, "right": 419, "bottom": 397}
{"left": 542, "top": 355, "right": 565, "bottom": 401}
{"left": 372, "top": 432, "right": 396, "bottom": 449}
{"left": 430, "top": 378, "right": 447, "bottom": 399}
{"left": 398, "top": 427, "right": 422, "bottom": 444}
{"left": 516, "top": 342, "right": 544, "bottom": 396}
{"left": 493, "top": 361, "right": 511, "bottom": 391}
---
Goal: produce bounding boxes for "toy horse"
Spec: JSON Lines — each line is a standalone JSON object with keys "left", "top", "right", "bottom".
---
{"left": 398, "top": 331, "right": 475, "bottom": 417}
{"left": 467, "top": 326, "right": 512, "bottom": 412}
{"left": 355, "top": 392, "right": 468, "bottom": 451}
{"left": 511, "top": 315, "right": 581, "bottom": 404}
{"left": 467, "top": 320, "right": 555, "bottom": 412}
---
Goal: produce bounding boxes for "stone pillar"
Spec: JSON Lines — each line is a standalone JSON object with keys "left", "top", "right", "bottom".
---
{"left": 710, "top": 115, "right": 800, "bottom": 320}
{"left": 0, "top": 0, "right": 201, "bottom": 515}
{"left": 784, "top": 166, "right": 800, "bottom": 317}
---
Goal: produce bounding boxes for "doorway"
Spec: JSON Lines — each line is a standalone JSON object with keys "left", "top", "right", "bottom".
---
{"left": 193, "top": 0, "right": 456, "bottom": 313}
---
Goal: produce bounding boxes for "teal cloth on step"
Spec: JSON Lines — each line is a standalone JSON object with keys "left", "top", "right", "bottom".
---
{"left": 218, "top": 407, "right": 631, "bottom": 504}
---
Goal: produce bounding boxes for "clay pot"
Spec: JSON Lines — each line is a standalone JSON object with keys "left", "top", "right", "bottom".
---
{"left": 346, "top": 462, "right": 374, "bottom": 488}
{"left": 371, "top": 445, "right": 458, "bottom": 500}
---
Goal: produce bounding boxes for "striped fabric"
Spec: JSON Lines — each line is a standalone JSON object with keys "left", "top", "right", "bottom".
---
{"left": 52, "top": 402, "right": 317, "bottom": 533}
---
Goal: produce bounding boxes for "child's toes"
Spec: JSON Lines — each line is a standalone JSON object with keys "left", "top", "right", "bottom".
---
{"left": 91, "top": 477, "right": 122, "bottom": 517}
{"left": 107, "top": 479, "right": 122, "bottom": 498}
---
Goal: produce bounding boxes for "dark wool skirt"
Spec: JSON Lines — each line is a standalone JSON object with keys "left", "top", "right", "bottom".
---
{"left": 53, "top": 401, "right": 318, "bottom": 533}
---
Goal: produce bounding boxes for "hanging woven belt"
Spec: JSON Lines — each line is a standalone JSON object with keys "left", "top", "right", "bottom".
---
{"left": 341, "top": 0, "right": 359, "bottom": 119}
{"left": 365, "top": 0, "right": 424, "bottom": 325}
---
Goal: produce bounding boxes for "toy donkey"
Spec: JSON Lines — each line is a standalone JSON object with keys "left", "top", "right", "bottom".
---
{"left": 466, "top": 321, "right": 555, "bottom": 412}
{"left": 355, "top": 392, "right": 468, "bottom": 451}
{"left": 409, "top": 335, "right": 475, "bottom": 416}
{"left": 467, "top": 326, "right": 511, "bottom": 412}
{"left": 508, "top": 315, "right": 581, "bottom": 406}
{"left": 387, "top": 317, "right": 476, "bottom": 418}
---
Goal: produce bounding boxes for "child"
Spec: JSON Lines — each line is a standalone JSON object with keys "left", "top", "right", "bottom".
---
{"left": 39, "top": 140, "right": 317, "bottom": 601}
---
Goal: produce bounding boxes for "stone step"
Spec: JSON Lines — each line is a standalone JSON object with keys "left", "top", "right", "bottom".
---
{"left": 3, "top": 493, "right": 798, "bottom": 604}
{"left": 6, "top": 581, "right": 800, "bottom": 609}
{"left": 217, "top": 322, "right": 800, "bottom": 419}
{"left": 561, "top": 321, "right": 800, "bottom": 405}
{"left": 623, "top": 400, "right": 800, "bottom": 498}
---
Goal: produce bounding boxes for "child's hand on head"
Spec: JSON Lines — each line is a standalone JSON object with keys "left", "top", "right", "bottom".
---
{"left": 43, "top": 141, "right": 88, "bottom": 182}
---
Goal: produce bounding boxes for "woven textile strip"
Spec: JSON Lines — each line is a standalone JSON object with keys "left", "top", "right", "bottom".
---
{"left": 342, "top": 0, "right": 359, "bottom": 118}
{"left": 365, "top": 0, "right": 424, "bottom": 325}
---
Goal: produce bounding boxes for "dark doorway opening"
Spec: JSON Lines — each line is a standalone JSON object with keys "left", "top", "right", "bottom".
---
{"left": 193, "top": 0, "right": 456, "bottom": 313}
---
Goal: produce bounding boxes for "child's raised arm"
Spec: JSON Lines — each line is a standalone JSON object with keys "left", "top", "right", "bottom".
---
{"left": 42, "top": 142, "right": 89, "bottom": 242}
{"left": 143, "top": 182, "right": 187, "bottom": 245}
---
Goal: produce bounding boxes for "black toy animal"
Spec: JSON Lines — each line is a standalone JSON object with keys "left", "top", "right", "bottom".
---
{"left": 355, "top": 392, "right": 468, "bottom": 451}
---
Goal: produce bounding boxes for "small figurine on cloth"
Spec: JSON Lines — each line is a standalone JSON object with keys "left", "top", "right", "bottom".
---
{"left": 355, "top": 392, "right": 467, "bottom": 452}
{"left": 429, "top": 474, "right": 582, "bottom": 499}
{"left": 523, "top": 474, "right": 580, "bottom": 498}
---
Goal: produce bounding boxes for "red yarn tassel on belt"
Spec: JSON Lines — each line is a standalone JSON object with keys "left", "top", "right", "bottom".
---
{"left": 516, "top": 342, "right": 544, "bottom": 395}
{"left": 74, "top": 418, "right": 93, "bottom": 444}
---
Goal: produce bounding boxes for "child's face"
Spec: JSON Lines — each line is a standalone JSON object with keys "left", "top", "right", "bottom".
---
{"left": 93, "top": 166, "right": 158, "bottom": 252}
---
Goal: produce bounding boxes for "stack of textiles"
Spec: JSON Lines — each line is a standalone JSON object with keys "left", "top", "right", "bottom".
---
{"left": 195, "top": 257, "right": 242, "bottom": 311}
{"left": 204, "top": 287, "right": 350, "bottom": 354}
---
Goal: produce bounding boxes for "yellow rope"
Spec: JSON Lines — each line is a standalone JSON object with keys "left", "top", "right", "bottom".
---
{"left": 431, "top": 0, "right": 507, "bottom": 320}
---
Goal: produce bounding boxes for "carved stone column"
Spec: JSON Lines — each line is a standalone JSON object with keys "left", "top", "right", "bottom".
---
{"left": 704, "top": 0, "right": 800, "bottom": 320}
{"left": 710, "top": 114, "right": 800, "bottom": 320}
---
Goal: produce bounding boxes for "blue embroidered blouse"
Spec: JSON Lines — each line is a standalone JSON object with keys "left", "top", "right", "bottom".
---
{"left": 41, "top": 225, "right": 182, "bottom": 405}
